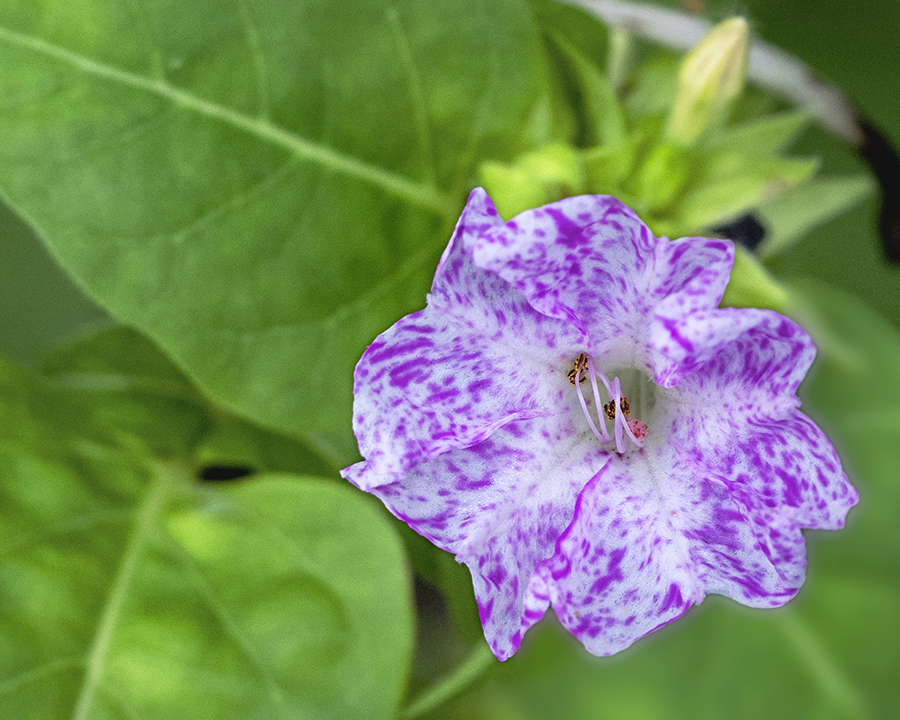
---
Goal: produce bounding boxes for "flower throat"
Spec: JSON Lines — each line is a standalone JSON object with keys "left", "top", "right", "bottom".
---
{"left": 568, "top": 353, "right": 648, "bottom": 453}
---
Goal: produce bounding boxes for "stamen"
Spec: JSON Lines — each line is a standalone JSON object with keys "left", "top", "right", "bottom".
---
{"left": 568, "top": 353, "right": 647, "bottom": 453}
{"left": 612, "top": 377, "right": 626, "bottom": 454}
{"left": 567, "top": 353, "right": 588, "bottom": 385}
{"left": 574, "top": 367, "right": 607, "bottom": 442}
{"left": 585, "top": 357, "right": 610, "bottom": 441}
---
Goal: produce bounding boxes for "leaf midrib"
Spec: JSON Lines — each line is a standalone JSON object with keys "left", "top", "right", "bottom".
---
{"left": 0, "top": 24, "right": 455, "bottom": 218}
{"left": 70, "top": 463, "right": 180, "bottom": 720}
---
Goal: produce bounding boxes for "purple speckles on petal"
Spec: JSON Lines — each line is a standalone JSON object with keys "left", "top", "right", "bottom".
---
{"left": 342, "top": 188, "right": 857, "bottom": 660}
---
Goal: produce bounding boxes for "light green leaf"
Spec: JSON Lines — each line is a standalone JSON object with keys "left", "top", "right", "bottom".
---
{"left": 0, "top": 354, "right": 413, "bottom": 719}
{"left": 547, "top": 31, "right": 626, "bottom": 147}
{"left": 707, "top": 110, "right": 811, "bottom": 157}
{"left": 480, "top": 143, "right": 583, "bottom": 219}
{"left": 0, "top": 0, "right": 545, "bottom": 437}
{"left": 757, "top": 175, "right": 874, "bottom": 258}
{"left": 41, "top": 325, "right": 212, "bottom": 458}
{"left": 679, "top": 153, "right": 818, "bottom": 229}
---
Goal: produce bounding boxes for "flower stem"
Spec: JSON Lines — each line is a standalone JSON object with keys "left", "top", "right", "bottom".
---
{"left": 400, "top": 643, "right": 495, "bottom": 719}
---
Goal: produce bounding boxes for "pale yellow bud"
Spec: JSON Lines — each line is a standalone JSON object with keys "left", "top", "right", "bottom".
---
{"left": 665, "top": 17, "right": 750, "bottom": 146}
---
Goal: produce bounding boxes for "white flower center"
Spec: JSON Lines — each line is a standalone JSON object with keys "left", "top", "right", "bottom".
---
{"left": 568, "top": 353, "right": 650, "bottom": 454}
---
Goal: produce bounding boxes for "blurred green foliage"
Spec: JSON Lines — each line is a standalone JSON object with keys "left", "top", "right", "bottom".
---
{"left": 1, "top": 0, "right": 899, "bottom": 719}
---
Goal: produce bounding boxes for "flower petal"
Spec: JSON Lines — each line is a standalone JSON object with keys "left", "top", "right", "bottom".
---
{"left": 368, "top": 413, "right": 613, "bottom": 659}
{"left": 669, "top": 309, "right": 856, "bottom": 529}
{"left": 343, "top": 191, "right": 582, "bottom": 490}
{"left": 537, "top": 453, "right": 701, "bottom": 657}
{"left": 649, "top": 235, "right": 734, "bottom": 317}
{"left": 470, "top": 195, "right": 656, "bottom": 349}
{"left": 539, "top": 438, "right": 818, "bottom": 655}
{"left": 468, "top": 196, "right": 735, "bottom": 372}
{"left": 651, "top": 307, "right": 803, "bottom": 389}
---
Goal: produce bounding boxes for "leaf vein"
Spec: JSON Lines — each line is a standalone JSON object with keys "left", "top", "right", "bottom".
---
{"left": 233, "top": 0, "right": 271, "bottom": 120}
{"left": 69, "top": 466, "right": 175, "bottom": 720}
{"left": 175, "top": 548, "right": 292, "bottom": 718}
{"left": 0, "top": 23, "right": 454, "bottom": 217}
{"left": 0, "top": 657, "right": 84, "bottom": 697}
{"left": 385, "top": 4, "right": 437, "bottom": 188}
{"left": 0, "top": 508, "right": 132, "bottom": 558}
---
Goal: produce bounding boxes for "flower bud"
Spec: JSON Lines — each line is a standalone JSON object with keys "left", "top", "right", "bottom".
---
{"left": 665, "top": 17, "right": 749, "bottom": 146}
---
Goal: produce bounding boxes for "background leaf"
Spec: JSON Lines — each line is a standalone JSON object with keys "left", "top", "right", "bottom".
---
{"left": 0, "top": 352, "right": 413, "bottom": 719}
{"left": 0, "top": 0, "right": 545, "bottom": 447}
{"left": 41, "top": 325, "right": 337, "bottom": 475}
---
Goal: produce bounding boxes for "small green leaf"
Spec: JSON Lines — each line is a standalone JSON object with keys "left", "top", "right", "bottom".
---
{"left": 679, "top": 154, "right": 818, "bottom": 229}
{"left": 582, "top": 141, "right": 636, "bottom": 196}
{"left": 757, "top": 175, "right": 874, "bottom": 258}
{"left": 480, "top": 143, "right": 583, "bottom": 219}
{"left": 547, "top": 31, "right": 626, "bottom": 147}
{"left": 720, "top": 245, "right": 790, "bottom": 312}
{"left": 707, "top": 110, "right": 811, "bottom": 157}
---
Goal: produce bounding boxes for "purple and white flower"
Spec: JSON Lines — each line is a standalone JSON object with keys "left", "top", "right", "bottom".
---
{"left": 341, "top": 189, "right": 858, "bottom": 660}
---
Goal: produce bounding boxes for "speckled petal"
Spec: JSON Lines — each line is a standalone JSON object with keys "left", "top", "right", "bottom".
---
{"left": 468, "top": 198, "right": 735, "bottom": 371}
{"left": 648, "top": 235, "right": 734, "bottom": 317}
{"left": 538, "top": 438, "right": 818, "bottom": 655}
{"left": 651, "top": 307, "right": 794, "bottom": 388}
{"left": 536, "top": 452, "right": 700, "bottom": 657}
{"left": 343, "top": 191, "right": 582, "bottom": 491}
{"left": 469, "top": 195, "right": 656, "bottom": 350}
{"left": 369, "top": 412, "right": 613, "bottom": 659}
{"left": 671, "top": 309, "right": 857, "bottom": 529}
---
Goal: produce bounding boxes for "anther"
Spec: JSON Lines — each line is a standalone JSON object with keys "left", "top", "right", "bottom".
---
{"left": 602, "top": 396, "right": 630, "bottom": 421}
{"left": 567, "top": 353, "right": 588, "bottom": 385}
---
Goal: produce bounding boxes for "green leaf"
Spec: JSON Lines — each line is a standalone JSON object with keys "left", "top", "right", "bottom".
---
{"left": 707, "top": 110, "right": 811, "bottom": 157}
{"left": 757, "top": 175, "right": 874, "bottom": 258}
{"left": 480, "top": 143, "right": 583, "bottom": 219}
{"left": 720, "top": 245, "right": 790, "bottom": 312}
{"left": 0, "top": 354, "right": 413, "bottom": 719}
{"left": 41, "top": 325, "right": 212, "bottom": 458}
{"left": 0, "top": 0, "right": 545, "bottom": 437}
{"left": 42, "top": 325, "right": 339, "bottom": 474}
{"left": 546, "top": 31, "right": 626, "bottom": 147}
{"left": 679, "top": 153, "right": 818, "bottom": 229}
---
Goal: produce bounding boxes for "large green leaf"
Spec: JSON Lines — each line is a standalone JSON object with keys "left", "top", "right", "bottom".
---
{"left": 0, "top": 0, "right": 545, "bottom": 437}
{"left": 0, "top": 355, "right": 414, "bottom": 719}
